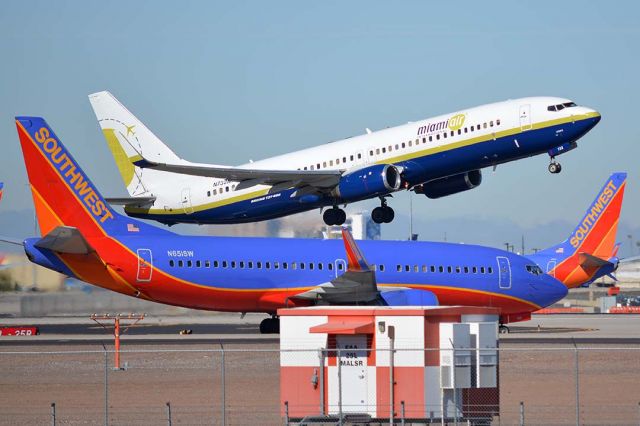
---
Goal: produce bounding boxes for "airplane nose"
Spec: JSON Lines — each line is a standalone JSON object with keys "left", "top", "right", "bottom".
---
{"left": 530, "top": 275, "right": 568, "bottom": 308}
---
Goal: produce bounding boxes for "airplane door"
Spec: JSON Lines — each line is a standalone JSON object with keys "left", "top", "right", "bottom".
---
{"left": 546, "top": 260, "right": 557, "bottom": 277}
{"left": 519, "top": 104, "right": 532, "bottom": 131}
{"left": 334, "top": 259, "right": 347, "bottom": 277}
{"left": 497, "top": 256, "right": 511, "bottom": 289}
{"left": 181, "top": 188, "right": 194, "bottom": 215}
{"left": 336, "top": 335, "right": 369, "bottom": 413}
{"left": 136, "top": 249, "right": 153, "bottom": 282}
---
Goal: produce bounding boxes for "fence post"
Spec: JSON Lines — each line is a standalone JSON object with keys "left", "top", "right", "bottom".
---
{"left": 221, "top": 346, "right": 226, "bottom": 426}
{"left": 574, "top": 342, "right": 580, "bottom": 426}
{"left": 50, "top": 402, "right": 56, "bottom": 426}
{"left": 103, "top": 347, "right": 109, "bottom": 426}
{"left": 319, "top": 350, "right": 326, "bottom": 416}
{"left": 401, "top": 400, "right": 405, "bottom": 426}
{"left": 519, "top": 401, "right": 524, "bottom": 426}
{"left": 284, "top": 401, "right": 289, "bottom": 426}
{"left": 337, "top": 348, "right": 343, "bottom": 426}
{"left": 166, "top": 402, "right": 172, "bottom": 426}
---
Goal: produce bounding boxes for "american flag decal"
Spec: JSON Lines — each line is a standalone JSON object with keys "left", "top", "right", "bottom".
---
{"left": 127, "top": 223, "right": 139, "bottom": 232}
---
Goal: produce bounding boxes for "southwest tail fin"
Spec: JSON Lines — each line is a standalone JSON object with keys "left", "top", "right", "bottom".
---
{"left": 528, "top": 172, "right": 627, "bottom": 288}
{"left": 15, "top": 117, "right": 162, "bottom": 238}
{"left": 0, "top": 182, "right": 3, "bottom": 203}
{"left": 88, "top": 91, "right": 182, "bottom": 197}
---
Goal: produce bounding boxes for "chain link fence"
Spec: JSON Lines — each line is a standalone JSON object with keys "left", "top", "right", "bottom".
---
{"left": 1, "top": 346, "right": 639, "bottom": 425}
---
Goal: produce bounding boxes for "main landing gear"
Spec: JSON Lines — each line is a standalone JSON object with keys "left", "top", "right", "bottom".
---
{"left": 323, "top": 207, "right": 347, "bottom": 226}
{"left": 371, "top": 197, "right": 395, "bottom": 224}
{"left": 499, "top": 324, "right": 510, "bottom": 334}
{"left": 259, "top": 316, "right": 280, "bottom": 334}
{"left": 548, "top": 158, "right": 562, "bottom": 174}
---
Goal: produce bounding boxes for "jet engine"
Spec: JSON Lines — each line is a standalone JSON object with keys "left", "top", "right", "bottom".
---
{"left": 416, "top": 170, "right": 482, "bottom": 199}
{"left": 335, "top": 164, "right": 402, "bottom": 201}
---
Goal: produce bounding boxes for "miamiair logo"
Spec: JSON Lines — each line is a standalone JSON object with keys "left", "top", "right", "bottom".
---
{"left": 417, "top": 113, "right": 466, "bottom": 136}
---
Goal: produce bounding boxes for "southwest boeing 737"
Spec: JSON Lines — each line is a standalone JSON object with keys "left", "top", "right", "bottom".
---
{"left": 9, "top": 117, "right": 626, "bottom": 333}
{"left": 89, "top": 92, "right": 601, "bottom": 226}
{"left": 3, "top": 117, "right": 582, "bottom": 333}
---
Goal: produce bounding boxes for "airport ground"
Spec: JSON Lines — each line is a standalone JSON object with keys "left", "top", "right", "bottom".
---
{"left": 1, "top": 313, "right": 640, "bottom": 425}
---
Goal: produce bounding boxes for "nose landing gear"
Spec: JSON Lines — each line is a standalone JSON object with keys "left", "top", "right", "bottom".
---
{"left": 323, "top": 207, "right": 347, "bottom": 226}
{"left": 371, "top": 197, "right": 395, "bottom": 224}
{"left": 548, "top": 158, "right": 562, "bottom": 174}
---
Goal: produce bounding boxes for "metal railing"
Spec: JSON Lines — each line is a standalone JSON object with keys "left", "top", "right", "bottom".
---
{"left": 1, "top": 346, "right": 639, "bottom": 425}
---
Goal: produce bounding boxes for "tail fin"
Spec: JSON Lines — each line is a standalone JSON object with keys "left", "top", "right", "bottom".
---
{"left": 88, "top": 91, "right": 181, "bottom": 196}
{"left": 15, "top": 117, "right": 161, "bottom": 238}
{"left": 0, "top": 182, "right": 3, "bottom": 203}
{"left": 529, "top": 172, "right": 627, "bottom": 287}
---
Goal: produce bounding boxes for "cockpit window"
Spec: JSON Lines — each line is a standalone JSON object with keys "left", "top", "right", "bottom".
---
{"left": 548, "top": 102, "right": 578, "bottom": 112}
{"left": 526, "top": 264, "right": 544, "bottom": 275}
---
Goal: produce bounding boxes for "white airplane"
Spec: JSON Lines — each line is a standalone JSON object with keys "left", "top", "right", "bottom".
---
{"left": 89, "top": 92, "right": 600, "bottom": 226}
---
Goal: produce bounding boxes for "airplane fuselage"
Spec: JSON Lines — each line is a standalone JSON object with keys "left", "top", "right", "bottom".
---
{"left": 123, "top": 97, "right": 600, "bottom": 224}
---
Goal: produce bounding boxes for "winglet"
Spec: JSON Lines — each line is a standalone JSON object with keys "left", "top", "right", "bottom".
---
{"left": 341, "top": 227, "right": 371, "bottom": 271}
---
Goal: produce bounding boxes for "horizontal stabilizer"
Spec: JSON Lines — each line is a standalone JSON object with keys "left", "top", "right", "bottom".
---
{"left": 34, "top": 226, "right": 95, "bottom": 255}
{"left": 106, "top": 196, "right": 156, "bottom": 207}
{"left": 578, "top": 252, "right": 612, "bottom": 268}
{"left": 132, "top": 157, "right": 342, "bottom": 189}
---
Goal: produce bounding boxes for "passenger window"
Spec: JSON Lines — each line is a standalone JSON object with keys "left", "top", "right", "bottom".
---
{"left": 266, "top": 262, "right": 271, "bottom": 269}
{"left": 213, "top": 260, "right": 219, "bottom": 268}
{"left": 257, "top": 261, "right": 262, "bottom": 268}
{"left": 178, "top": 260, "right": 183, "bottom": 267}
{"left": 443, "top": 132, "right": 447, "bottom": 138}
{"left": 472, "top": 266, "right": 477, "bottom": 273}
{"left": 187, "top": 260, "right": 192, "bottom": 267}
{"left": 239, "top": 261, "right": 244, "bottom": 268}
{"left": 379, "top": 264, "right": 385, "bottom": 272}
{"left": 409, "top": 140, "right": 412, "bottom": 147}
{"left": 480, "top": 267, "right": 485, "bottom": 273}
{"left": 483, "top": 123, "right": 487, "bottom": 129}
{"left": 429, "top": 136, "right": 433, "bottom": 142}
{"left": 225, "top": 187, "right": 229, "bottom": 192}
{"left": 323, "top": 162, "right": 327, "bottom": 168}
{"left": 207, "top": 191, "right": 211, "bottom": 197}
{"left": 369, "top": 151, "right": 373, "bottom": 156}
{"left": 430, "top": 266, "right": 435, "bottom": 273}
{"left": 414, "top": 265, "right": 419, "bottom": 272}
{"left": 388, "top": 146, "right": 392, "bottom": 152}
{"left": 338, "top": 263, "right": 344, "bottom": 270}
{"left": 490, "top": 121, "right": 494, "bottom": 127}
{"left": 457, "top": 129, "right": 461, "bottom": 135}
{"left": 329, "top": 160, "right": 333, "bottom": 166}
{"left": 397, "top": 265, "right": 402, "bottom": 272}
{"left": 496, "top": 119, "right": 501, "bottom": 125}
{"left": 395, "top": 144, "right": 399, "bottom": 150}
{"left": 300, "top": 262, "right": 305, "bottom": 270}
{"left": 402, "top": 142, "right": 406, "bottom": 148}
{"left": 196, "top": 260, "right": 201, "bottom": 267}
{"left": 350, "top": 155, "right": 354, "bottom": 161}
{"left": 422, "top": 138, "right": 426, "bottom": 144}
{"left": 231, "top": 261, "right": 236, "bottom": 268}
{"left": 488, "top": 267, "right": 493, "bottom": 274}
{"left": 382, "top": 147, "right": 386, "bottom": 153}
{"left": 447, "top": 266, "right": 452, "bottom": 273}
{"left": 318, "top": 263, "right": 323, "bottom": 270}
{"left": 310, "top": 165, "right": 314, "bottom": 170}
{"left": 248, "top": 261, "right": 253, "bottom": 268}
{"left": 282, "top": 262, "right": 287, "bottom": 269}
{"left": 317, "top": 163, "right": 321, "bottom": 169}
{"left": 291, "top": 262, "right": 297, "bottom": 270}
{"left": 405, "top": 265, "right": 410, "bottom": 272}
{"left": 422, "top": 265, "right": 427, "bottom": 273}
{"left": 376, "top": 148, "right": 380, "bottom": 155}
{"left": 357, "top": 153, "right": 361, "bottom": 159}
{"left": 464, "top": 128, "right": 468, "bottom": 133}
{"left": 438, "top": 266, "right": 444, "bottom": 273}
{"left": 169, "top": 260, "right": 175, "bottom": 267}
{"left": 464, "top": 266, "right": 469, "bottom": 273}
{"left": 450, "top": 131, "right": 454, "bottom": 137}
{"left": 455, "top": 266, "right": 461, "bottom": 273}
{"left": 336, "top": 159, "right": 340, "bottom": 165}
{"left": 328, "top": 263, "right": 333, "bottom": 270}
{"left": 274, "top": 262, "right": 279, "bottom": 269}
{"left": 309, "top": 263, "right": 314, "bottom": 270}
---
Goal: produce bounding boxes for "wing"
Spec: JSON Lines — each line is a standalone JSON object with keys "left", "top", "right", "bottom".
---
{"left": 132, "top": 157, "right": 342, "bottom": 190}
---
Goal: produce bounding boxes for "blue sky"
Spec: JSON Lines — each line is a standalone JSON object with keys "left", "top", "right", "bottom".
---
{"left": 1, "top": 1, "right": 639, "bottom": 255}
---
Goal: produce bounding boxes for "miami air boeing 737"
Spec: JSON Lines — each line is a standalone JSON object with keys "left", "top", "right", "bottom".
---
{"left": 8, "top": 118, "right": 627, "bottom": 334}
{"left": 89, "top": 92, "right": 601, "bottom": 226}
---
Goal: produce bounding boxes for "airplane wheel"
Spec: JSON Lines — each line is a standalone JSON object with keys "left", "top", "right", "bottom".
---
{"left": 382, "top": 206, "right": 395, "bottom": 223}
{"left": 499, "top": 325, "right": 510, "bottom": 334}
{"left": 323, "top": 209, "right": 337, "bottom": 226}
{"left": 335, "top": 209, "right": 347, "bottom": 225}
{"left": 259, "top": 317, "right": 280, "bottom": 334}
{"left": 372, "top": 207, "right": 386, "bottom": 224}
{"left": 548, "top": 162, "right": 561, "bottom": 174}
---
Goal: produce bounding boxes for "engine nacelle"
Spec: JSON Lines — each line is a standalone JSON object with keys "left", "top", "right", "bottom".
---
{"left": 335, "top": 164, "right": 402, "bottom": 201}
{"left": 417, "top": 170, "right": 482, "bottom": 199}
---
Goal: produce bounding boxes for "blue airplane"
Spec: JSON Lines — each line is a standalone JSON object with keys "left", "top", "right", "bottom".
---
{"left": 6, "top": 117, "right": 576, "bottom": 333}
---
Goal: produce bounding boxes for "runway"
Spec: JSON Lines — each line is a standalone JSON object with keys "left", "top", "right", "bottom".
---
{"left": 2, "top": 313, "right": 640, "bottom": 346}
